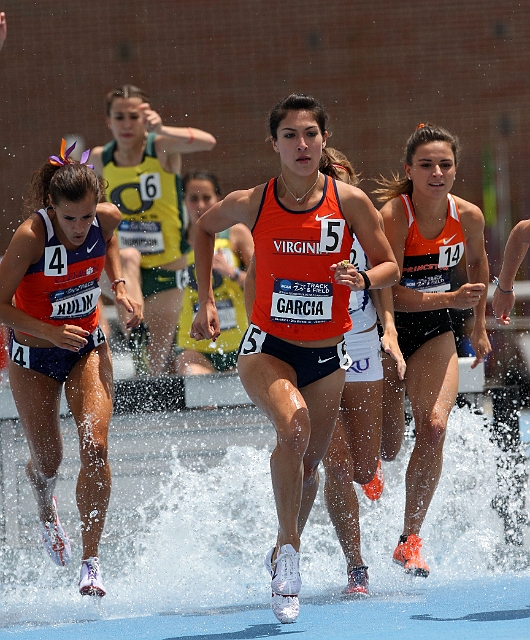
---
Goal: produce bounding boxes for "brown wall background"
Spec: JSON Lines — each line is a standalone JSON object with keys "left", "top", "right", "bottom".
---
{"left": 1, "top": 0, "right": 529, "bottom": 273}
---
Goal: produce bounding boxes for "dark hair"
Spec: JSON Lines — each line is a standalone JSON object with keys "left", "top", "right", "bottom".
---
{"left": 374, "top": 123, "right": 460, "bottom": 202}
{"left": 319, "top": 147, "right": 360, "bottom": 187}
{"left": 182, "top": 170, "right": 222, "bottom": 197}
{"left": 26, "top": 162, "right": 104, "bottom": 215}
{"left": 268, "top": 93, "right": 329, "bottom": 140}
{"left": 105, "top": 84, "right": 150, "bottom": 116}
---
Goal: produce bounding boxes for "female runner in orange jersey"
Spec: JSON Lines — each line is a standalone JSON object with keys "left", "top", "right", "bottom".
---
{"left": 191, "top": 94, "right": 399, "bottom": 623}
{"left": 378, "top": 123, "right": 490, "bottom": 578}
{"left": 0, "top": 141, "right": 141, "bottom": 596}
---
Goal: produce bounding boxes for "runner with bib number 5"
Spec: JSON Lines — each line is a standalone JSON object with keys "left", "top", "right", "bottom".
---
{"left": 191, "top": 94, "right": 399, "bottom": 623}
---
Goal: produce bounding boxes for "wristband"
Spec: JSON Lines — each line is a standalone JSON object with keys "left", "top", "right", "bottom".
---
{"left": 111, "top": 278, "right": 126, "bottom": 292}
{"left": 358, "top": 270, "right": 371, "bottom": 290}
{"left": 493, "top": 276, "right": 513, "bottom": 295}
{"left": 230, "top": 268, "right": 241, "bottom": 281}
{"left": 186, "top": 126, "right": 194, "bottom": 144}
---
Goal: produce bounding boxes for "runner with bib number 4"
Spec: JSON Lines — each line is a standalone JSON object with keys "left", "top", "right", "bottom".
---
{"left": 0, "top": 142, "right": 142, "bottom": 596}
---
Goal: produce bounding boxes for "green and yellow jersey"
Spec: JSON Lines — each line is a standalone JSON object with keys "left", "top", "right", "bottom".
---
{"left": 102, "top": 132, "right": 189, "bottom": 268}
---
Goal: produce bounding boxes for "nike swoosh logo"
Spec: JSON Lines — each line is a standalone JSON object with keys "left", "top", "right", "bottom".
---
{"left": 424, "top": 327, "right": 439, "bottom": 337}
{"left": 443, "top": 234, "right": 457, "bottom": 245}
{"left": 315, "top": 213, "right": 334, "bottom": 222}
{"left": 87, "top": 241, "right": 99, "bottom": 253}
{"left": 157, "top": 276, "right": 176, "bottom": 282}
{"left": 318, "top": 356, "right": 335, "bottom": 363}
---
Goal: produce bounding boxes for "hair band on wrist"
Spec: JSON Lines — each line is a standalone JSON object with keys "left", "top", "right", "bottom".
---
{"left": 186, "top": 127, "right": 194, "bottom": 144}
{"left": 230, "top": 267, "right": 241, "bottom": 281}
{"left": 493, "top": 276, "right": 513, "bottom": 295}
{"left": 358, "top": 270, "right": 371, "bottom": 290}
{"left": 111, "top": 278, "right": 126, "bottom": 292}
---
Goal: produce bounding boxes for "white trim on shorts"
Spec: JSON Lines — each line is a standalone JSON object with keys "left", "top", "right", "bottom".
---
{"left": 343, "top": 325, "right": 383, "bottom": 383}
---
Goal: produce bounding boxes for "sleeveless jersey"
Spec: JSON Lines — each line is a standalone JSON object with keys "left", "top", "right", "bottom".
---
{"left": 395, "top": 193, "right": 466, "bottom": 327}
{"left": 347, "top": 234, "right": 377, "bottom": 334}
{"left": 15, "top": 209, "right": 106, "bottom": 333}
{"left": 178, "top": 231, "right": 248, "bottom": 353}
{"left": 251, "top": 175, "right": 353, "bottom": 340}
{"left": 102, "top": 132, "right": 188, "bottom": 268}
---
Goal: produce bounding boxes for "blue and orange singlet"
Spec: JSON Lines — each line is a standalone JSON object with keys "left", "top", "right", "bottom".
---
{"left": 394, "top": 193, "right": 466, "bottom": 329}
{"left": 15, "top": 209, "right": 106, "bottom": 334}
{"left": 250, "top": 175, "right": 353, "bottom": 341}
{"left": 398, "top": 193, "right": 465, "bottom": 294}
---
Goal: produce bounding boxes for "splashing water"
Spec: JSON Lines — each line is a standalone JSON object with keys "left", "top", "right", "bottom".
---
{"left": 0, "top": 404, "right": 526, "bottom": 628}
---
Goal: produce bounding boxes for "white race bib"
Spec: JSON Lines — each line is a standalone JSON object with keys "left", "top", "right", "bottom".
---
{"left": 270, "top": 279, "right": 332, "bottom": 324}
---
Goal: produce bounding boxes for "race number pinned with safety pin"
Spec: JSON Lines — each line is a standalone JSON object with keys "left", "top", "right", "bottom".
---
{"left": 318, "top": 215, "right": 346, "bottom": 253}
{"left": 44, "top": 245, "right": 68, "bottom": 276}
{"left": 139, "top": 173, "right": 162, "bottom": 201}
{"left": 438, "top": 241, "right": 464, "bottom": 269}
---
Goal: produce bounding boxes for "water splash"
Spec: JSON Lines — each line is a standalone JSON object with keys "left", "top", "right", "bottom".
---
{"left": 0, "top": 405, "right": 527, "bottom": 628}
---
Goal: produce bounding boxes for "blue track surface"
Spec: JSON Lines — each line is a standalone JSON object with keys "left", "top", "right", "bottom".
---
{"left": 1, "top": 575, "right": 529, "bottom": 640}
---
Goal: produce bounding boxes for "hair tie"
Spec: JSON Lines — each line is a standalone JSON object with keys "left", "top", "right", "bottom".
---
{"left": 332, "top": 164, "right": 349, "bottom": 172}
{"left": 416, "top": 123, "right": 426, "bottom": 130}
{"left": 49, "top": 138, "right": 94, "bottom": 169}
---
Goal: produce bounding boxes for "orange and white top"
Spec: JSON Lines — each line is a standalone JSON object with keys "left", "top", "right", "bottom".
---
{"left": 250, "top": 175, "right": 353, "bottom": 341}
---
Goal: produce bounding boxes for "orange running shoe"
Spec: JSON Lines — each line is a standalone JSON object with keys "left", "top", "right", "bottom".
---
{"left": 392, "top": 534, "right": 430, "bottom": 577}
{"left": 361, "top": 460, "right": 384, "bottom": 501}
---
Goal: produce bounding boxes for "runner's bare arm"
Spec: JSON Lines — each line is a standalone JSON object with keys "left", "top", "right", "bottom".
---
{"left": 333, "top": 184, "right": 399, "bottom": 290}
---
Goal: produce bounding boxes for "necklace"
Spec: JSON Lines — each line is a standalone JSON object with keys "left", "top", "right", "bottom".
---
{"left": 280, "top": 171, "right": 320, "bottom": 203}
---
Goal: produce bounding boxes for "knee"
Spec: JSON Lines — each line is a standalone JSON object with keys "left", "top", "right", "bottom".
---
{"left": 353, "top": 459, "right": 379, "bottom": 486}
{"left": 302, "top": 461, "right": 320, "bottom": 488}
{"left": 323, "top": 455, "right": 355, "bottom": 485}
{"left": 30, "top": 454, "right": 62, "bottom": 480}
{"left": 381, "top": 448, "right": 398, "bottom": 462}
{"left": 80, "top": 437, "right": 109, "bottom": 471}
{"left": 419, "top": 417, "right": 447, "bottom": 450}
{"left": 120, "top": 248, "right": 142, "bottom": 272}
{"left": 276, "top": 419, "right": 310, "bottom": 459}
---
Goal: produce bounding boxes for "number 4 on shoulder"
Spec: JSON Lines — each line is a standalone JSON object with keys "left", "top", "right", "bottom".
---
{"left": 44, "top": 245, "right": 68, "bottom": 276}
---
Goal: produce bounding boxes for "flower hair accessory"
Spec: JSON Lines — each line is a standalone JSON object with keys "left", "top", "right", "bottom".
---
{"left": 49, "top": 138, "right": 94, "bottom": 169}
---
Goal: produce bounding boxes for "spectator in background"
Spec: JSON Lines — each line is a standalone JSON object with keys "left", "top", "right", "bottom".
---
{"left": 174, "top": 170, "right": 253, "bottom": 374}
{"left": 89, "top": 84, "right": 216, "bottom": 376}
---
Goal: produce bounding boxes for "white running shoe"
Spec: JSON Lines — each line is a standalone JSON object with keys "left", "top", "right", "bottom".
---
{"left": 265, "top": 544, "right": 301, "bottom": 596}
{"left": 271, "top": 592, "right": 300, "bottom": 624}
{"left": 78, "top": 557, "right": 106, "bottom": 597}
{"left": 40, "top": 497, "right": 71, "bottom": 567}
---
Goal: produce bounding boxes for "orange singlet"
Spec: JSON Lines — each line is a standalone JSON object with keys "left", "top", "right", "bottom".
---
{"left": 250, "top": 175, "right": 353, "bottom": 341}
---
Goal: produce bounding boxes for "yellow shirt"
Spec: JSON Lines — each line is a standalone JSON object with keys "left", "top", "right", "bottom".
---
{"left": 177, "top": 234, "right": 248, "bottom": 353}
{"left": 102, "top": 133, "right": 188, "bottom": 268}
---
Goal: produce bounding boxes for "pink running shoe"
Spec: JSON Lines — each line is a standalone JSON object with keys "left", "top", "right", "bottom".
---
{"left": 40, "top": 497, "right": 71, "bottom": 567}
